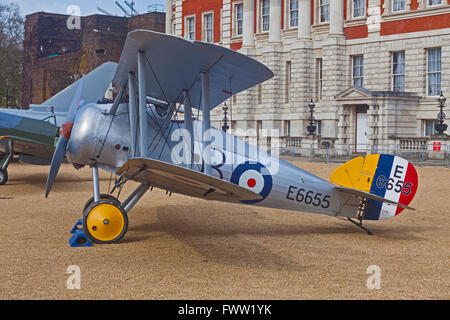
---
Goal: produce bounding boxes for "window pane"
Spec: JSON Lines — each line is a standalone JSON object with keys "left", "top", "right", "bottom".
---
{"left": 353, "top": 0, "right": 365, "bottom": 17}
{"left": 290, "top": 0, "right": 299, "bottom": 27}
{"left": 393, "top": 0, "right": 405, "bottom": 11}
{"left": 320, "top": 0, "right": 330, "bottom": 23}
{"left": 428, "top": 48, "right": 441, "bottom": 95}
{"left": 262, "top": 0, "right": 270, "bottom": 31}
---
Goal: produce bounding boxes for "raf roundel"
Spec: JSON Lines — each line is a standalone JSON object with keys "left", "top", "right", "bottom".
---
{"left": 231, "top": 162, "right": 273, "bottom": 204}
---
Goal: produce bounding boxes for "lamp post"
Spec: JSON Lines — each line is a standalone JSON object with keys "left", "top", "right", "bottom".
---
{"left": 306, "top": 99, "right": 316, "bottom": 136}
{"left": 434, "top": 91, "right": 447, "bottom": 135}
{"left": 222, "top": 103, "right": 229, "bottom": 133}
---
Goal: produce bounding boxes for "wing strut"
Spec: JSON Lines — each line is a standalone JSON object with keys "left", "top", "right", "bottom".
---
{"left": 138, "top": 51, "right": 149, "bottom": 157}
{"left": 201, "top": 72, "right": 212, "bottom": 175}
{"left": 128, "top": 72, "right": 139, "bottom": 157}
{"left": 183, "top": 90, "right": 194, "bottom": 169}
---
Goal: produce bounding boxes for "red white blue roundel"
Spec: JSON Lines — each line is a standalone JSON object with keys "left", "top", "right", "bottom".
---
{"left": 231, "top": 162, "right": 273, "bottom": 204}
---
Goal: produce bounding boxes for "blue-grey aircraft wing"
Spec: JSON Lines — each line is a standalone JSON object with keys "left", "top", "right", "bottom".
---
{"left": 113, "top": 30, "right": 274, "bottom": 110}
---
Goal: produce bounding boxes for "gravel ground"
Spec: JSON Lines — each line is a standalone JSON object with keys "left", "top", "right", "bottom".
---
{"left": 0, "top": 161, "right": 448, "bottom": 299}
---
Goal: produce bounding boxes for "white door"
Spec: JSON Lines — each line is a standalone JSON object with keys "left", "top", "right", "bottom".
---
{"left": 356, "top": 112, "right": 368, "bottom": 152}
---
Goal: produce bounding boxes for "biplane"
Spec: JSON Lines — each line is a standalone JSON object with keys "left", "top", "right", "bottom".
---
{"left": 44, "top": 30, "right": 418, "bottom": 244}
{"left": 0, "top": 62, "right": 117, "bottom": 185}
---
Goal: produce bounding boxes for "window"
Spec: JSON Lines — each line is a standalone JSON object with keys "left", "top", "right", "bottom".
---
{"left": 261, "top": 0, "right": 270, "bottom": 32}
{"left": 317, "top": 58, "right": 323, "bottom": 100}
{"left": 289, "top": 0, "right": 299, "bottom": 27}
{"left": 425, "top": 119, "right": 438, "bottom": 136}
{"left": 257, "top": 84, "right": 262, "bottom": 104}
{"left": 235, "top": 3, "right": 243, "bottom": 36}
{"left": 353, "top": 55, "right": 364, "bottom": 87}
{"left": 204, "top": 13, "right": 213, "bottom": 42}
{"left": 285, "top": 61, "right": 291, "bottom": 103}
{"left": 320, "top": 0, "right": 330, "bottom": 23}
{"left": 427, "top": 48, "right": 441, "bottom": 96}
{"left": 392, "top": 51, "right": 405, "bottom": 92}
{"left": 353, "top": 0, "right": 365, "bottom": 18}
{"left": 284, "top": 120, "right": 291, "bottom": 137}
{"left": 392, "top": 0, "right": 405, "bottom": 12}
{"left": 317, "top": 120, "right": 322, "bottom": 137}
{"left": 186, "top": 16, "right": 195, "bottom": 40}
{"left": 428, "top": 0, "right": 442, "bottom": 6}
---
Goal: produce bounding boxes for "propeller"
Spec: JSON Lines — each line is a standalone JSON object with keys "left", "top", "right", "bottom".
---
{"left": 45, "top": 77, "right": 85, "bottom": 198}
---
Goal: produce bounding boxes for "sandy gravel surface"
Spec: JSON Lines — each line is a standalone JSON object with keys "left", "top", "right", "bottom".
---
{"left": 0, "top": 161, "right": 448, "bottom": 299}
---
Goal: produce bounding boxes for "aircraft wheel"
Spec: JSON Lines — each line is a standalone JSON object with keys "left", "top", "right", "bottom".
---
{"left": 83, "top": 194, "right": 120, "bottom": 213}
{"left": 83, "top": 200, "right": 128, "bottom": 244}
{"left": 0, "top": 168, "right": 8, "bottom": 186}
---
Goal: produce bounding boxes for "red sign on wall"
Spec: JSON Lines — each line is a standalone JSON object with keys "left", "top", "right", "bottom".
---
{"left": 433, "top": 142, "right": 441, "bottom": 151}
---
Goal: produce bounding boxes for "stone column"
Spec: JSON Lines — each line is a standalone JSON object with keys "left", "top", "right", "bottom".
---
{"left": 243, "top": 0, "right": 255, "bottom": 47}
{"left": 165, "top": 0, "right": 172, "bottom": 34}
{"left": 298, "top": 0, "right": 311, "bottom": 39}
{"left": 269, "top": 0, "right": 282, "bottom": 43}
{"left": 329, "top": 0, "right": 344, "bottom": 36}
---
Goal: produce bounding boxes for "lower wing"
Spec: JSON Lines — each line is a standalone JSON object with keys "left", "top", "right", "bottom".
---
{"left": 117, "top": 158, "right": 262, "bottom": 202}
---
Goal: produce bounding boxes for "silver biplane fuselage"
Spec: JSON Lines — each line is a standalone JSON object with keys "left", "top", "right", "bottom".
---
{"left": 68, "top": 102, "right": 351, "bottom": 218}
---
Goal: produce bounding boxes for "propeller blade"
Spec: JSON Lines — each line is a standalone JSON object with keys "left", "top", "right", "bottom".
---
{"left": 45, "top": 77, "right": 85, "bottom": 198}
{"left": 45, "top": 136, "right": 68, "bottom": 198}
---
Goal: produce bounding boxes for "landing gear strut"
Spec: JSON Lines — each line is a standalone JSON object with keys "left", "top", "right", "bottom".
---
{"left": 76, "top": 164, "right": 150, "bottom": 245}
{"left": 0, "top": 140, "right": 14, "bottom": 186}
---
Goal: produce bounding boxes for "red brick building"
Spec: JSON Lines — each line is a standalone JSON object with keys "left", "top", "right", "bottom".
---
{"left": 22, "top": 11, "right": 165, "bottom": 109}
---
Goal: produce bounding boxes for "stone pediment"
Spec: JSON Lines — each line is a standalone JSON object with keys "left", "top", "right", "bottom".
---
{"left": 334, "top": 86, "right": 375, "bottom": 101}
{"left": 335, "top": 86, "right": 421, "bottom": 102}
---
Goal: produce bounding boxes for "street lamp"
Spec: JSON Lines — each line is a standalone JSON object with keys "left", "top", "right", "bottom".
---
{"left": 222, "top": 103, "right": 229, "bottom": 133}
{"left": 434, "top": 91, "right": 447, "bottom": 135}
{"left": 306, "top": 99, "right": 316, "bottom": 136}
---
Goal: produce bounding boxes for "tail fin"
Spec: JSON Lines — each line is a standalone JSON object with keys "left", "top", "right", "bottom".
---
{"left": 330, "top": 154, "right": 418, "bottom": 220}
{"left": 38, "top": 62, "right": 118, "bottom": 109}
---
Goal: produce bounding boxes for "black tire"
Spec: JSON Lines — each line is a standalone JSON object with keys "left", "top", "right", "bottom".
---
{"left": 0, "top": 168, "right": 8, "bottom": 186}
{"left": 83, "top": 194, "right": 120, "bottom": 213}
{"left": 82, "top": 200, "right": 128, "bottom": 244}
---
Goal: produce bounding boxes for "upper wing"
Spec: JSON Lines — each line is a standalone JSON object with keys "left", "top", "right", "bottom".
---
{"left": 113, "top": 30, "right": 274, "bottom": 110}
{"left": 116, "top": 158, "right": 262, "bottom": 202}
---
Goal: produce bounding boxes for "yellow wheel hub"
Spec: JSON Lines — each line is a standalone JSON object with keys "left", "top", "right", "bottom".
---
{"left": 85, "top": 203, "right": 126, "bottom": 242}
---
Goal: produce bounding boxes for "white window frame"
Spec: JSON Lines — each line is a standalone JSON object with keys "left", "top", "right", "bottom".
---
{"left": 289, "top": 0, "right": 299, "bottom": 28}
{"left": 424, "top": 119, "right": 438, "bottom": 136}
{"left": 392, "top": 0, "right": 406, "bottom": 12}
{"left": 427, "top": 47, "right": 441, "bottom": 97}
{"left": 319, "top": 0, "right": 330, "bottom": 23}
{"left": 352, "top": 55, "right": 364, "bottom": 88}
{"left": 352, "top": 0, "right": 366, "bottom": 18}
{"left": 261, "top": 0, "right": 270, "bottom": 32}
{"left": 427, "top": 0, "right": 443, "bottom": 7}
{"left": 203, "top": 12, "right": 214, "bottom": 43}
{"left": 185, "top": 15, "right": 196, "bottom": 40}
{"left": 392, "top": 51, "right": 405, "bottom": 92}
{"left": 234, "top": 2, "right": 244, "bottom": 36}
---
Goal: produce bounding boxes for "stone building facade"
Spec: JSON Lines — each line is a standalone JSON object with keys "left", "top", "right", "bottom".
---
{"left": 22, "top": 11, "right": 165, "bottom": 109}
{"left": 166, "top": 0, "right": 450, "bottom": 153}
